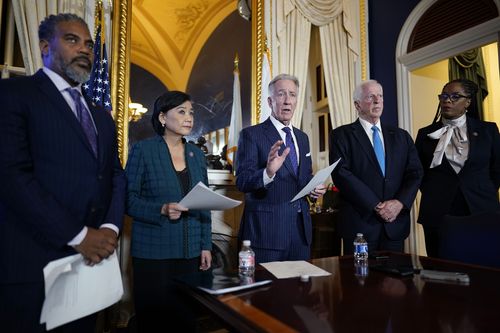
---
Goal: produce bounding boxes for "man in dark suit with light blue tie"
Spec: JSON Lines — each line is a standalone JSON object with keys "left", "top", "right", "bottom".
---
{"left": 236, "top": 74, "right": 326, "bottom": 263}
{"left": 329, "top": 80, "right": 423, "bottom": 255}
{"left": 0, "top": 14, "right": 125, "bottom": 332}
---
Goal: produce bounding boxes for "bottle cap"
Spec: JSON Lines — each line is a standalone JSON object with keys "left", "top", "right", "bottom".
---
{"left": 356, "top": 233, "right": 363, "bottom": 237}
{"left": 300, "top": 275, "right": 310, "bottom": 282}
{"left": 242, "top": 240, "right": 251, "bottom": 246}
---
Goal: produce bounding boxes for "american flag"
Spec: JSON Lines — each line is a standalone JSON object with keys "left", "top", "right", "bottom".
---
{"left": 83, "top": 25, "right": 112, "bottom": 112}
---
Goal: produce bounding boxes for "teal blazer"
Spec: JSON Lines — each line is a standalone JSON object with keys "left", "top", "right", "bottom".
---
{"left": 125, "top": 136, "right": 212, "bottom": 259}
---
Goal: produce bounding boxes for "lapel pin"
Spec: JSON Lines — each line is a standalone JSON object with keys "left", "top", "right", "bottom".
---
{"left": 472, "top": 132, "right": 478, "bottom": 137}
{"left": 189, "top": 152, "right": 194, "bottom": 157}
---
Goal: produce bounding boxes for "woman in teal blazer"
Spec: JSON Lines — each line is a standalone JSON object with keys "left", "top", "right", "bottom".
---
{"left": 125, "top": 91, "right": 212, "bottom": 332}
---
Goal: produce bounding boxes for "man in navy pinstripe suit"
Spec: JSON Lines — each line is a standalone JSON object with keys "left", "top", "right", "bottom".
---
{"left": 0, "top": 14, "right": 125, "bottom": 332}
{"left": 236, "top": 74, "right": 326, "bottom": 264}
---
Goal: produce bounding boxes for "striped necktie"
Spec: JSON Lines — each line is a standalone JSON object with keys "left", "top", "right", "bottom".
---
{"left": 66, "top": 88, "right": 98, "bottom": 157}
{"left": 282, "top": 127, "right": 298, "bottom": 175}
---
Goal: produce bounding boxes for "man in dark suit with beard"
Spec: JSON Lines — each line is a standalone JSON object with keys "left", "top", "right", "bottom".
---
{"left": 0, "top": 13, "right": 125, "bottom": 332}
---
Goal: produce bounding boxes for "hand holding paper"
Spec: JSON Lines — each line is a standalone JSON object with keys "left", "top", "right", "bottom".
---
{"left": 291, "top": 158, "right": 341, "bottom": 202}
{"left": 40, "top": 252, "right": 123, "bottom": 330}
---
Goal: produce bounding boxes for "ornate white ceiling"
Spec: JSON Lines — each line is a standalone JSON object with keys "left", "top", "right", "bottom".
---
{"left": 131, "top": 0, "right": 236, "bottom": 90}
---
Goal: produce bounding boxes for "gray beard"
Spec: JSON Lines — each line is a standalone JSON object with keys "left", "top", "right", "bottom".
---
{"left": 65, "top": 64, "right": 90, "bottom": 84}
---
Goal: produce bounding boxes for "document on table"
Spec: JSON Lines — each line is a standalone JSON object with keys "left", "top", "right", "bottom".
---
{"left": 178, "top": 181, "right": 242, "bottom": 210}
{"left": 260, "top": 260, "right": 332, "bottom": 279}
{"left": 40, "top": 251, "right": 123, "bottom": 330}
{"left": 291, "top": 158, "right": 341, "bottom": 202}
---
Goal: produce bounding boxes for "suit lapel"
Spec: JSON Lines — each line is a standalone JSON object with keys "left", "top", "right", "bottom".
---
{"left": 462, "top": 117, "right": 481, "bottom": 173}
{"left": 34, "top": 70, "right": 97, "bottom": 159}
{"left": 381, "top": 125, "right": 395, "bottom": 177}
{"left": 295, "top": 127, "right": 308, "bottom": 178}
{"left": 86, "top": 98, "right": 104, "bottom": 162}
{"left": 351, "top": 120, "right": 382, "bottom": 175}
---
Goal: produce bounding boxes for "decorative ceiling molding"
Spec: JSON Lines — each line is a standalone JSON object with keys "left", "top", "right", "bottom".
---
{"left": 131, "top": 0, "right": 236, "bottom": 90}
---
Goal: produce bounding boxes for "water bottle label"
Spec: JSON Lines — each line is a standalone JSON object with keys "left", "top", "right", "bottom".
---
{"left": 239, "top": 256, "right": 255, "bottom": 268}
{"left": 355, "top": 244, "right": 368, "bottom": 254}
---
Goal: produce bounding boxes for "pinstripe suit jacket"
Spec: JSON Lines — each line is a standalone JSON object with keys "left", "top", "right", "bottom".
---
{"left": 329, "top": 119, "right": 423, "bottom": 243}
{"left": 125, "top": 136, "right": 212, "bottom": 259}
{"left": 236, "top": 118, "right": 314, "bottom": 251}
{"left": 0, "top": 70, "right": 126, "bottom": 284}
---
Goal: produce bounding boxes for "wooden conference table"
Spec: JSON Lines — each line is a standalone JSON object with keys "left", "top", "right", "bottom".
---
{"left": 181, "top": 253, "right": 500, "bottom": 333}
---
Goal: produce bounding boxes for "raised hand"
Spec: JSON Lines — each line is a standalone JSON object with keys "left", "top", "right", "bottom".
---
{"left": 266, "top": 140, "right": 290, "bottom": 178}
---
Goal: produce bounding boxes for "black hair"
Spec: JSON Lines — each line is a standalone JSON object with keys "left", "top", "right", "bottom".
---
{"left": 432, "top": 78, "right": 479, "bottom": 123}
{"left": 151, "top": 91, "right": 192, "bottom": 136}
{"left": 38, "top": 13, "right": 87, "bottom": 41}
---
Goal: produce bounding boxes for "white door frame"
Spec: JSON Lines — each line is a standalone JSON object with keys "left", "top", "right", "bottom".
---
{"left": 395, "top": 0, "right": 500, "bottom": 254}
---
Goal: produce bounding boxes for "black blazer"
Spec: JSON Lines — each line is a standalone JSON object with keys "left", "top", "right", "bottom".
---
{"left": 0, "top": 70, "right": 126, "bottom": 283}
{"left": 415, "top": 116, "right": 500, "bottom": 226}
{"left": 329, "top": 119, "right": 423, "bottom": 242}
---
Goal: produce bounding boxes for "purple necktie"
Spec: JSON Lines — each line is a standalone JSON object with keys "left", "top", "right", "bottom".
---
{"left": 66, "top": 88, "right": 98, "bottom": 157}
{"left": 282, "top": 127, "right": 298, "bottom": 175}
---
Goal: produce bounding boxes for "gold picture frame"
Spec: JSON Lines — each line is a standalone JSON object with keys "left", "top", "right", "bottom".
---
{"left": 111, "top": 0, "right": 264, "bottom": 165}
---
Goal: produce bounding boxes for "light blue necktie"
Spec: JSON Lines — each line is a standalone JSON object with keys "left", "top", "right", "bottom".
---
{"left": 282, "top": 127, "right": 298, "bottom": 175}
{"left": 371, "top": 126, "right": 385, "bottom": 176}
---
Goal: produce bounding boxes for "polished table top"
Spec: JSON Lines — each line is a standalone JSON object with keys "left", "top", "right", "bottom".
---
{"left": 183, "top": 253, "right": 500, "bottom": 333}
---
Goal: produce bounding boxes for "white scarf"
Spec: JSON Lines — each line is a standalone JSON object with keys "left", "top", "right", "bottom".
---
{"left": 427, "top": 114, "right": 468, "bottom": 173}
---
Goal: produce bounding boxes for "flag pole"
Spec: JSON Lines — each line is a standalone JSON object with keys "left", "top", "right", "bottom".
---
{"left": 227, "top": 53, "right": 242, "bottom": 175}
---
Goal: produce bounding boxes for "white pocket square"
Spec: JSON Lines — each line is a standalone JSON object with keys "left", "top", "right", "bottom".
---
{"left": 305, "top": 152, "right": 311, "bottom": 157}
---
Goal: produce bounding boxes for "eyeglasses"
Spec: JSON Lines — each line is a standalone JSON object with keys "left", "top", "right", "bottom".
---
{"left": 437, "top": 93, "right": 470, "bottom": 103}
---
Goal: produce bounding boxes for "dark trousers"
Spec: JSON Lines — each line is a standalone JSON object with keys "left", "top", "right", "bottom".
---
{"left": 253, "top": 213, "right": 310, "bottom": 264}
{"left": 423, "top": 190, "right": 470, "bottom": 258}
{"left": 132, "top": 257, "right": 202, "bottom": 333}
{"left": 0, "top": 281, "right": 96, "bottom": 333}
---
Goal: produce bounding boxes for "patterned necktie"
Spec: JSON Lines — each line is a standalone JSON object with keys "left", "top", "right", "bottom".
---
{"left": 66, "top": 88, "right": 98, "bottom": 157}
{"left": 371, "top": 126, "right": 385, "bottom": 176}
{"left": 282, "top": 127, "right": 298, "bottom": 175}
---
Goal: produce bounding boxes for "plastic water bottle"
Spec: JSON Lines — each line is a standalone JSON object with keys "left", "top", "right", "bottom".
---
{"left": 354, "top": 260, "right": 369, "bottom": 286}
{"left": 238, "top": 240, "right": 255, "bottom": 276}
{"left": 353, "top": 233, "right": 368, "bottom": 262}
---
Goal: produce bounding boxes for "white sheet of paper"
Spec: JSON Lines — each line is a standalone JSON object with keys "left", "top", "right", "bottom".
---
{"left": 291, "top": 158, "right": 341, "bottom": 202}
{"left": 40, "top": 252, "right": 123, "bottom": 330}
{"left": 178, "top": 181, "right": 242, "bottom": 210}
{"left": 260, "top": 260, "right": 332, "bottom": 279}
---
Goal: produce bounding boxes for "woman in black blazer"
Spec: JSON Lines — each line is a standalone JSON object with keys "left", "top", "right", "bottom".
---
{"left": 415, "top": 79, "right": 500, "bottom": 257}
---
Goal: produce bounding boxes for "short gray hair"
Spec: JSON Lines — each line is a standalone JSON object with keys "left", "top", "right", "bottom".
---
{"left": 268, "top": 73, "right": 300, "bottom": 95}
{"left": 353, "top": 79, "right": 381, "bottom": 102}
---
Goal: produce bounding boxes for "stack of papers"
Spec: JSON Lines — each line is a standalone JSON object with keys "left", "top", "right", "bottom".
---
{"left": 179, "top": 181, "right": 242, "bottom": 210}
{"left": 40, "top": 252, "right": 123, "bottom": 330}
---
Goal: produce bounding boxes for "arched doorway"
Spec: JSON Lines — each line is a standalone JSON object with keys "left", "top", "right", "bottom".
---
{"left": 396, "top": 0, "right": 500, "bottom": 255}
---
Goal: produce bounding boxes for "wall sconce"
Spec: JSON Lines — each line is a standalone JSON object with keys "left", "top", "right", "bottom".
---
{"left": 129, "top": 102, "right": 148, "bottom": 122}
